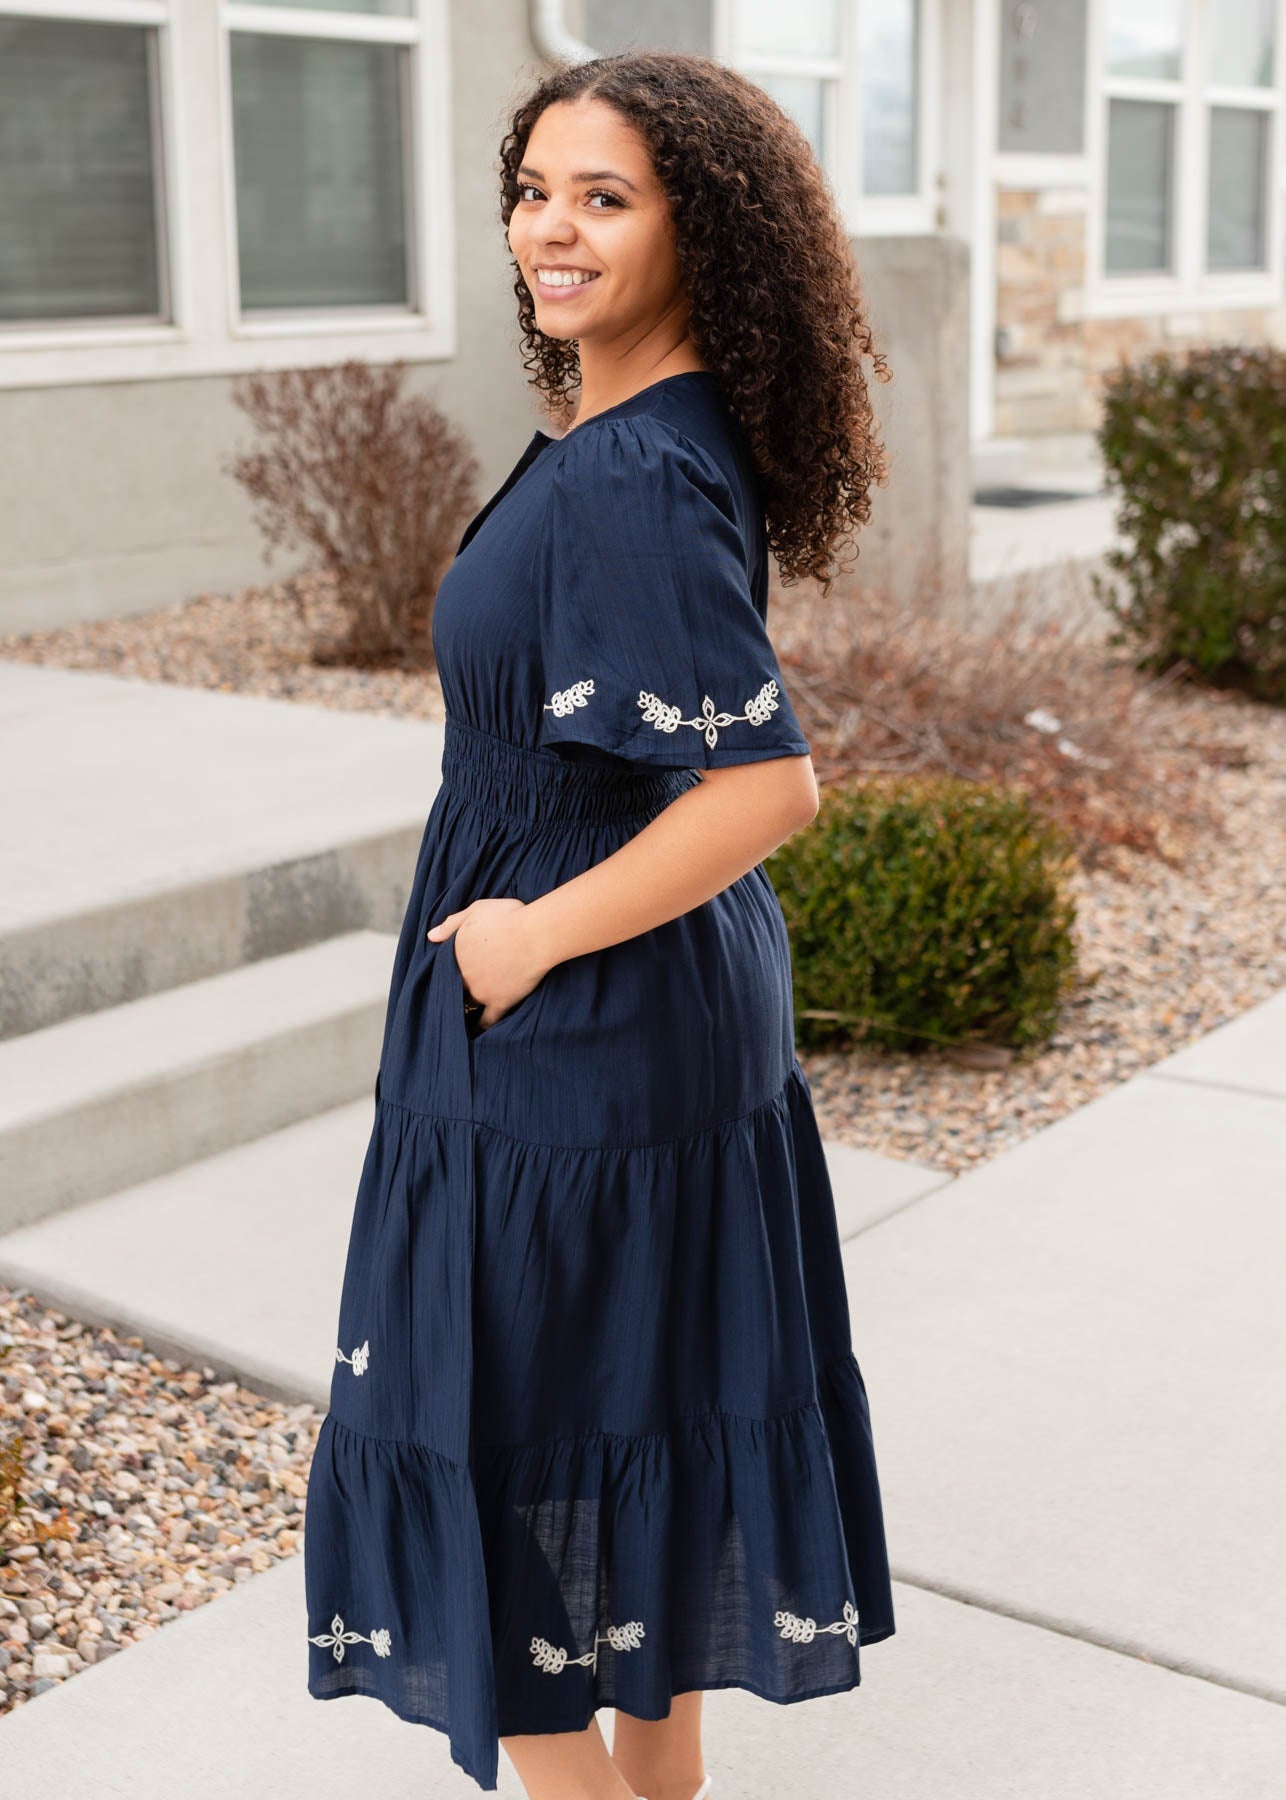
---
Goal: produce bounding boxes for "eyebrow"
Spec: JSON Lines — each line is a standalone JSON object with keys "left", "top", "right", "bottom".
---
{"left": 517, "top": 164, "right": 640, "bottom": 194}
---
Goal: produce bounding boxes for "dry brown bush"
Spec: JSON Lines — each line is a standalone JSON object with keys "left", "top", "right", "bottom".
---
{"left": 770, "top": 554, "right": 1239, "bottom": 870}
{"left": 0, "top": 1340, "right": 22, "bottom": 1543}
{"left": 224, "top": 359, "right": 480, "bottom": 669}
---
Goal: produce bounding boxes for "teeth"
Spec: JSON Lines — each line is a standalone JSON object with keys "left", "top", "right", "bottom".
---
{"left": 535, "top": 268, "right": 600, "bottom": 287}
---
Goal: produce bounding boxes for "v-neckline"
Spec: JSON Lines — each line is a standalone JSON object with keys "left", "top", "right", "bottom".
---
{"left": 452, "top": 370, "right": 723, "bottom": 559}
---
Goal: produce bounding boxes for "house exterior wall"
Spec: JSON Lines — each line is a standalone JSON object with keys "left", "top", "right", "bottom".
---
{"left": 0, "top": 0, "right": 969, "bottom": 634}
{"left": 0, "top": 0, "right": 548, "bottom": 636}
{"left": 986, "top": 0, "right": 1286, "bottom": 437}
{"left": 579, "top": 0, "right": 711, "bottom": 55}
{"left": 853, "top": 232, "right": 972, "bottom": 604}
{"left": 993, "top": 179, "right": 1286, "bottom": 437}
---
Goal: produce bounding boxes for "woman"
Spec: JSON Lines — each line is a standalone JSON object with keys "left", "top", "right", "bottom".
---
{"left": 304, "top": 49, "right": 895, "bottom": 1800}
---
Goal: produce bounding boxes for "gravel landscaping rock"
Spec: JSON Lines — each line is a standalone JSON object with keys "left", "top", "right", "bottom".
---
{"left": 0, "top": 1290, "right": 321, "bottom": 1714}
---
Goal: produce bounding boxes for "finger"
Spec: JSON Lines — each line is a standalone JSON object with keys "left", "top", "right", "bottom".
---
{"left": 426, "top": 909, "right": 461, "bottom": 940}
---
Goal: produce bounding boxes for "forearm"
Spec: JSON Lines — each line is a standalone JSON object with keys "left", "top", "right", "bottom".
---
{"left": 522, "top": 756, "right": 819, "bottom": 972}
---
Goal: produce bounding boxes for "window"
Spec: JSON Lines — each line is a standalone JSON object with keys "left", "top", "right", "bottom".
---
{"left": 0, "top": 0, "right": 453, "bottom": 386}
{"left": 716, "top": 0, "right": 939, "bottom": 233}
{"left": 722, "top": 1, "right": 843, "bottom": 169}
{"left": 859, "top": 0, "right": 919, "bottom": 197}
{"left": 224, "top": 2, "right": 417, "bottom": 314}
{"left": 1097, "top": 0, "right": 1280, "bottom": 295}
{"left": 0, "top": 6, "right": 171, "bottom": 327}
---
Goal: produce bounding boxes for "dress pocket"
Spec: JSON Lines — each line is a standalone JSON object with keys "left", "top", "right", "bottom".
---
{"left": 472, "top": 971, "right": 547, "bottom": 1041}
{"left": 436, "top": 925, "right": 540, "bottom": 1040}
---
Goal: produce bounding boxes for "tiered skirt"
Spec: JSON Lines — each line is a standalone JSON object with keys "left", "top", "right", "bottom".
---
{"left": 304, "top": 717, "right": 895, "bottom": 1790}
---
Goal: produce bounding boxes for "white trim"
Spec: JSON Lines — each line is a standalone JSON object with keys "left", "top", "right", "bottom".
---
{"left": 6, "top": 0, "right": 165, "bottom": 18}
{"left": 830, "top": 0, "right": 861, "bottom": 224}
{"left": 714, "top": 1, "right": 943, "bottom": 239}
{"left": 1084, "top": 0, "right": 1286, "bottom": 318}
{"left": 993, "top": 153, "right": 1092, "bottom": 189}
{"left": 223, "top": 3, "right": 420, "bottom": 45}
{"left": 0, "top": 0, "right": 456, "bottom": 389}
{"left": 734, "top": 52, "right": 844, "bottom": 80}
{"left": 1080, "top": 275, "right": 1284, "bottom": 319}
{"left": 859, "top": 0, "right": 943, "bottom": 236}
{"left": 970, "top": 0, "right": 998, "bottom": 441}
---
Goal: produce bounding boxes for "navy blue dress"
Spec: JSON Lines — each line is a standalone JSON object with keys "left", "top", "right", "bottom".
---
{"left": 304, "top": 370, "right": 895, "bottom": 1789}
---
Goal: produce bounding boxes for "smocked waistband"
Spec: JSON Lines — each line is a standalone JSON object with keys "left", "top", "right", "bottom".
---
{"left": 439, "top": 715, "right": 698, "bottom": 828}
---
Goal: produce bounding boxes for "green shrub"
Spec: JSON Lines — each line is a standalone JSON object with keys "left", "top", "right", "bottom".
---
{"left": 769, "top": 775, "right": 1078, "bottom": 1054}
{"left": 1093, "top": 344, "right": 1286, "bottom": 705}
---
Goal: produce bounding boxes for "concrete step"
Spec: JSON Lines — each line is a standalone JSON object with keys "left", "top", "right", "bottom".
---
{"left": 0, "top": 662, "right": 442, "bottom": 1039}
{"left": 0, "top": 931, "right": 396, "bottom": 1235}
{"left": 0, "top": 1097, "right": 947, "bottom": 1411}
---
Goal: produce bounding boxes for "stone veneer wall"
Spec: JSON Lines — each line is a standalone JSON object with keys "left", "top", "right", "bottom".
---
{"left": 993, "top": 186, "right": 1286, "bottom": 437}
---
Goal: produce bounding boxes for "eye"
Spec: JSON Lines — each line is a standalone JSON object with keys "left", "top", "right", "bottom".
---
{"left": 515, "top": 182, "right": 625, "bottom": 208}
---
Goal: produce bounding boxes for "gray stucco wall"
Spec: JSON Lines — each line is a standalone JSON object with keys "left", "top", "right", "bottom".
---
{"left": 0, "top": 0, "right": 553, "bottom": 636}
{"left": 848, "top": 233, "right": 972, "bottom": 605}
{"left": 579, "top": 0, "right": 712, "bottom": 56}
{"left": 0, "top": 9, "right": 969, "bottom": 633}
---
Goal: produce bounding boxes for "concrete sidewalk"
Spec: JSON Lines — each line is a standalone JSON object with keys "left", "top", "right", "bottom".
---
{"left": 2, "top": 656, "right": 1283, "bottom": 1796}
{"left": 2, "top": 991, "right": 1282, "bottom": 1794}
{"left": 845, "top": 992, "right": 1286, "bottom": 1706}
{"left": 2, "top": 1553, "right": 1283, "bottom": 1800}
{"left": 969, "top": 428, "right": 1120, "bottom": 626}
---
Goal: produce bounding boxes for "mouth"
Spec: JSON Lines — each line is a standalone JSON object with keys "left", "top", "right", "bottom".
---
{"left": 530, "top": 265, "right": 603, "bottom": 300}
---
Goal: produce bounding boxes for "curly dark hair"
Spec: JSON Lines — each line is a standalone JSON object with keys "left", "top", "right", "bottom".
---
{"left": 498, "top": 50, "right": 891, "bottom": 590}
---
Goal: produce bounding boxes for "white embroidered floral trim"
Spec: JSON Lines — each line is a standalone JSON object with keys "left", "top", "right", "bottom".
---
{"left": 544, "top": 677, "right": 596, "bottom": 717}
{"left": 309, "top": 1612, "right": 392, "bottom": 1662}
{"left": 774, "top": 1600, "right": 860, "bottom": 1648}
{"left": 335, "top": 1338, "right": 370, "bottom": 1376}
{"left": 542, "top": 675, "right": 783, "bottom": 749}
{"left": 638, "top": 681, "right": 782, "bottom": 748}
{"left": 531, "top": 1619, "right": 645, "bottom": 1675}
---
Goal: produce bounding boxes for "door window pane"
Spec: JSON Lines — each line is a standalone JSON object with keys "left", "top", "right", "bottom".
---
{"left": 736, "top": 0, "right": 840, "bottom": 60}
{"left": 752, "top": 73, "right": 826, "bottom": 161}
{"left": 230, "top": 32, "right": 408, "bottom": 310}
{"left": 1105, "top": 98, "right": 1174, "bottom": 273}
{"left": 1104, "top": 0, "right": 1183, "bottom": 80}
{"left": 861, "top": 0, "right": 918, "bottom": 195}
{"left": 1207, "top": 107, "right": 1268, "bottom": 269}
{"left": 0, "top": 16, "right": 162, "bottom": 323}
{"left": 1210, "top": 0, "right": 1276, "bottom": 87}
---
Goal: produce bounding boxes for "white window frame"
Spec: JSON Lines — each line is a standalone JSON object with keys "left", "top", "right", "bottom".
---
{"left": 0, "top": 0, "right": 455, "bottom": 389}
{"left": 1085, "top": 0, "right": 1286, "bottom": 317}
{"left": 712, "top": 0, "right": 942, "bottom": 236}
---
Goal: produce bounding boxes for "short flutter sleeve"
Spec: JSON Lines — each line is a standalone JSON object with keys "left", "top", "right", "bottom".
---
{"left": 534, "top": 416, "right": 813, "bottom": 769}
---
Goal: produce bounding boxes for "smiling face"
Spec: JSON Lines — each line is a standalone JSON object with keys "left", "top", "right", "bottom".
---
{"left": 506, "top": 96, "right": 690, "bottom": 352}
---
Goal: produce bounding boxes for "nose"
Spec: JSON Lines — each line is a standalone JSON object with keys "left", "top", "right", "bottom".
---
{"left": 534, "top": 190, "right": 578, "bottom": 244}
